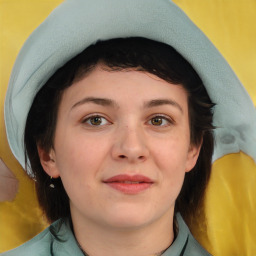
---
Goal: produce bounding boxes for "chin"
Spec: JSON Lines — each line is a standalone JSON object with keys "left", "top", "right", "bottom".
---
{"left": 102, "top": 207, "right": 162, "bottom": 230}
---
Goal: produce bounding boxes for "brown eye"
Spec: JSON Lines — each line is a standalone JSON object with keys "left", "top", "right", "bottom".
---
{"left": 89, "top": 116, "right": 102, "bottom": 125}
{"left": 151, "top": 117, "right": 163, "bottom": 126}
{"left": 149, "top": 116, "right": 173, "bottom": 127}
{"left": 83, "top": 115, "right": 109, "bottom": 126}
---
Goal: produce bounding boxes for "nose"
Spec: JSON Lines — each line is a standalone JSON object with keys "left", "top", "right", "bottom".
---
{"left": 111, "top": 125, "right": 149, "bottom": 163}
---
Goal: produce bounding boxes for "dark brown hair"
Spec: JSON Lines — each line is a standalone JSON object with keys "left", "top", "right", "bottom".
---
{"left": 25, "top": 37, "right": 215, "bottom": 223}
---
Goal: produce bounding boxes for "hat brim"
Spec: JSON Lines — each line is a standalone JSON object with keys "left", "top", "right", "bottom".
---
{"left": 4, "top": 0, "right": 256, "bottom": 173}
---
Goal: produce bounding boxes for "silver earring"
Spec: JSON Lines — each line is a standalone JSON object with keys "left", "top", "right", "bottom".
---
{"left": 49, "top": 176, "right": 55, "bottom": 188}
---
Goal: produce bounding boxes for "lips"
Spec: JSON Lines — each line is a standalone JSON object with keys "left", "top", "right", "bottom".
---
{"left": 103, "top": 174, "right": 154, "bottom": 194}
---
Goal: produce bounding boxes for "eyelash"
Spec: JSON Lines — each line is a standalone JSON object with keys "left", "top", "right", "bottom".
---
{"left": 147, "top": 115, "right": 174, "bottom": 127}
{"left": 82, "top": 115, "right": 110, "bottom": 126}
{"left": 81, "top": 114, "right": 174, "bottom": 127}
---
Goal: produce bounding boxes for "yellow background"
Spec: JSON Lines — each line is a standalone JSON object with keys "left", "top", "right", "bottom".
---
{"left": 0, "top": 0, "right": 255, "bottom": 255}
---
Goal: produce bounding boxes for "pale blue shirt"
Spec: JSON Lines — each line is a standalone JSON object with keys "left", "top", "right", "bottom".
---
{"left": 1, "top": 214, "right": 211, "bottom": 256}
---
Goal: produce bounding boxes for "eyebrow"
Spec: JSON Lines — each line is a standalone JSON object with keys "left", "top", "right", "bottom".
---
{"left": 144, "top": 99, "right": 183, "bottom": 113}
{"left": 71, "top": 97, "right": 183, "bottom": 113}
{"left": 71, "top": 97, "right": 118, "bottom": 110}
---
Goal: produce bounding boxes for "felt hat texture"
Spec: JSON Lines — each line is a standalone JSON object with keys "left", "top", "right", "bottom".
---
{"left": 4, "top": 0, "right": 256, "bottom": 174}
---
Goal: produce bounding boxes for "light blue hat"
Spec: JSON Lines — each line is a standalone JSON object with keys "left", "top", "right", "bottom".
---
{"left": 4, "top": 0, "right": 256, "bottom": 174}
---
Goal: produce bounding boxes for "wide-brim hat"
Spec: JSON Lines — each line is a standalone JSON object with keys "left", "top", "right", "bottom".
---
{"left": 4, "top": 0, "right": 256, "bottom": 174}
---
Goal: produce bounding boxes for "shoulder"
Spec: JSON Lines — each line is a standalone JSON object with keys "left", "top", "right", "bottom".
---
{"left": 183, "top": 235, "right": 211, "bottom": 256}
{"left": 0, "top": 219, "right": 63, "bottom": 256}
{"left": 163, "top": 213, "right": 211, "bottom": 256}
{"left": 177, "top": 213, "right": 211, "bottom": 256}
{"left": 1, "top": 219, "right": 84, "bottom": 256}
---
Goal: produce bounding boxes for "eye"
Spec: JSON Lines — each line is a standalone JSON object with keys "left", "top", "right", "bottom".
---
{"left": 149, "top": 116, "right": 173, "bottom": 126}
{"left": 83, "top": 115, "right": 109, "bottom": 126}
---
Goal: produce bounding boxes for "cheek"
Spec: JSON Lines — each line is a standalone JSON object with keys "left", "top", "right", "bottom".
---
{"left": 151, "top": 135, "right": 190, "bottom": 171}
{"left": 150, "top": 135, "right": 189, "bottom": 196}
{"left": 54, "top": 132, "right": 110, "bottom": 179}
{"left": 54, "top": 135, "right": 109, "bottom": 205}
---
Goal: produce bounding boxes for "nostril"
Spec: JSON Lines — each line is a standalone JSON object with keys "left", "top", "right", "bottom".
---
{"left": 138, "top": 156, "right": 144, "bottom": 160}
{"left": 119, "top": 155, "right": 126, "bottom": 159}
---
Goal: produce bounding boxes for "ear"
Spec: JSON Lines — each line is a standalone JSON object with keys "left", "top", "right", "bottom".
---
{"left": 37, "top": 145, "right": 60, "bottom": 178}
{"left": 185, "top": 142, "right": 202, "bottom": 173}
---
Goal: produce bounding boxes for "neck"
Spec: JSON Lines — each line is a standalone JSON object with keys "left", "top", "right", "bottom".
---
{"left": 71, "top": 210, "right": 174, "bottom": 256}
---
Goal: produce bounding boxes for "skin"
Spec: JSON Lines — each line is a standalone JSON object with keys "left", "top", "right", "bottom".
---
{"left": 38, "top": 65, "right": 201, "bottom": 256}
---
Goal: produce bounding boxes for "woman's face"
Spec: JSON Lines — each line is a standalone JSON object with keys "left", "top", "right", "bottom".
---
{"left": 41, "top": 65, "right": 200, "bottom": 230}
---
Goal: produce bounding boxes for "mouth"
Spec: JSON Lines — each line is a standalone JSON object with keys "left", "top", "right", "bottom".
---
{"left": 103, "top": 174, "right": 154, "bottom": 194}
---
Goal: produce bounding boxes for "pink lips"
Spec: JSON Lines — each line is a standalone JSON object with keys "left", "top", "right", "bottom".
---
{"left": 103, "top": 174, "right": 153, "bottom": 194}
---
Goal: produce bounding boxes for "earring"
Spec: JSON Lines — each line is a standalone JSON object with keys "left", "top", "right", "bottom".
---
{"left": 49, "top": 176, "right": 55, "bottom": 189}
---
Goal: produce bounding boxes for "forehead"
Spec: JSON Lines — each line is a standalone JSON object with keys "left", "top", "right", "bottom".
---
{"left": 63, "top": 65, "right": 188, "bottom": 104}
{"left": 58, "top": 65, "right": 189, "bottom": 115}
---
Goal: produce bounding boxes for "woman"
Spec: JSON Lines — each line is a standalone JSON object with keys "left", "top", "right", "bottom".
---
{"left": 3, "top": 0, "right": 255, "bottom": 255}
